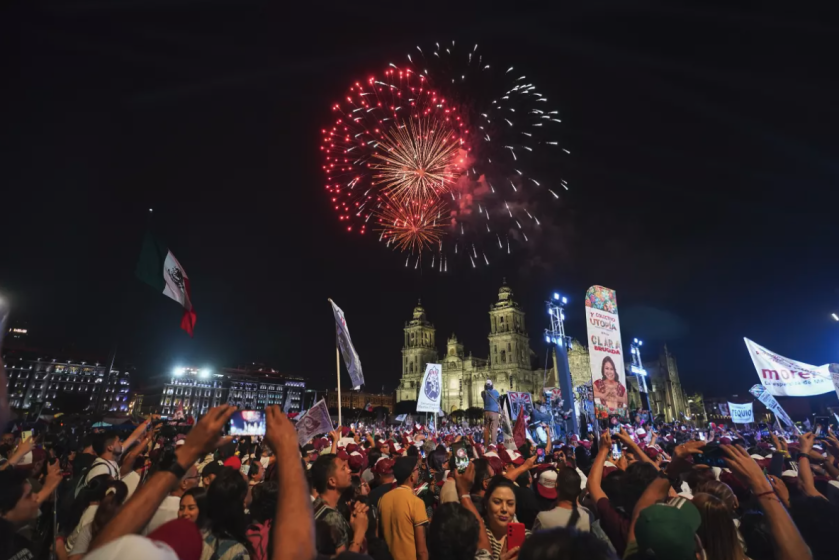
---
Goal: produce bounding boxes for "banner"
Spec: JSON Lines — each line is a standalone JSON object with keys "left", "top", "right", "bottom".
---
{"left": 749, "top": 384, "right": 800, "bottom": 434}
{"left": 295, "top": 399, "right": 333, "bottom": 446}
{"left": 744, "top": 338, "right": 832, "bottom": 397}
{"left": 718, "top": 402, "right": 730, "bottom": 417}
{"left": 507, "top": 392, "right": 533, "bottom": 421}
{"left": 585, "top": 286, "right": 628, "bottom": 416}
{"left": 831, "top": 364, "right": 839, "bottom": 401}
{"left": 330, "top": 299, "right": 365, "bottom": 389}
{"left": 416, "top": 363, "right": 442, "bottom": 413}
{"left": 728, "top": 402, "right": 754, "bottom": 424}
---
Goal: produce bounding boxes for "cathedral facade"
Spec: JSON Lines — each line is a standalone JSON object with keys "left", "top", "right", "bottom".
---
{"left": 396, "top": 282, "right": 543, "bottom": 413}
{"left": 395, "top": 281, "right": 689, "bottom": 422}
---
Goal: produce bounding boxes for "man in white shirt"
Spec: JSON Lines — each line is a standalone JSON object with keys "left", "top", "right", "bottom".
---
{"left": 85, "top": 432, "right": 123, "bottom": 484}
{"left": 143, "top": 463, "right": 199, "bottom": 534}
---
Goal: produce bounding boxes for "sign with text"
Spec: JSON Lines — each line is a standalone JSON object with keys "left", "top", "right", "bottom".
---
{"left": 728, "top": 402, "right": 754, "bottom": 424}
{"left": 744, "top": 338, "right": 832, "bottom": 397}
{"left": 749, "top": 384, "right": 799, "bottom": 434}
{"left": 585, "top": 286, "right": 628, "bottom": 416}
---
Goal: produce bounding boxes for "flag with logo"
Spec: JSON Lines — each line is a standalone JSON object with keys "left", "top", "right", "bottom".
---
{"left": 329, "top": 299, "right": 364, "bottom": 389}
{"left": 136, "top": 232, "right": 196, "bottom": 336}
{"left": 749, "top": 384, "right": 799, "bottom": 434}
{"left": 294, "top": 399, "right": 333, "bottom": 446}
{"left": 416, "top": 363, "right": 442, "bottom": 413}
{"left": 365, "top": 402, "right": 373, "bottom": 412}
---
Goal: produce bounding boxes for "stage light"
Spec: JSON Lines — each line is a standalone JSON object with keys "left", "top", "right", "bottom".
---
{"left": 639, "top": 340, "right": 643, "bottom": 346}
{"left": 633, "top": 338, "right": 638, "bottom": 344}
{"left": 833, "top": 313, "right": 839, "bottom": 322}
{"left": 545, "top": 335, "right": 551, "bottom": 343}
{"left": 199, "top": 369, "right": 211, "bottom": 378}
{"left": 561, "top": 296, "right": 567, "bottom": 305}
{"left": 173, "top": 367, "right": 185, "bottom": 376}
{"left": 553, "top": 292, "right": 560, "bottom": 301}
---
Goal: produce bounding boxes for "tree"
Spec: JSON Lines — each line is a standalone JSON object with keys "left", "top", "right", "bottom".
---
{"left": 686, "top": 393, "right": 707, "bottom": 426}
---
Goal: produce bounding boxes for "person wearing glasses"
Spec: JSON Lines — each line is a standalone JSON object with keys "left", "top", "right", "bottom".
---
{"left": 142, "top": 462, "right": 200, "bottom": 534}
{"left": 378, "top": 456, "right": 430, "bottom": 560}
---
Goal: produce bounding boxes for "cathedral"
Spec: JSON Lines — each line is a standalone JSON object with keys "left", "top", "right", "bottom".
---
{"left": 396, "top": 282, "right": 545, "bottom": 413}
{"left": 396, "top": 281, "right": 690, "bottom": 422}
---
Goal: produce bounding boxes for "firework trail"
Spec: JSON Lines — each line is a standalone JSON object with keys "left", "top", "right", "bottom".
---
{"left": 321, "top": 41, "right": 570, "bottom": 270}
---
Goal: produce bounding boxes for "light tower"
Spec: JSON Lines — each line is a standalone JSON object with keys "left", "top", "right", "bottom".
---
{"left": 544, "top": 292, "right": 579, "bottom": 435}
{"left": 630, "top": 338, "right": 651, "bottom": 411}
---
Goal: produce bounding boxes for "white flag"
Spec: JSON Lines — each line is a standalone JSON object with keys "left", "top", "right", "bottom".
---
{"left": 728, "top": 402, "right": 754, "bottom": 424}
{"left": 295, "top": 399, "right": 333, "bottom": 446}
{"left": 416, "top": 363, "right": 442, "bottom": 413}
{"left": 749, "top": 384, "right": 799, "bottom": 434}
{"left": 744, "top": 338, "right": 833, "bottom": 397}
{"left": 329, "top": 300, "right": 364, "bottom": 389}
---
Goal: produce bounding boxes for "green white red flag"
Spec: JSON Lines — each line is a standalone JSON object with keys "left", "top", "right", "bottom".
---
{"left": 136, "top": 233, "right": 196, "bottom": 336}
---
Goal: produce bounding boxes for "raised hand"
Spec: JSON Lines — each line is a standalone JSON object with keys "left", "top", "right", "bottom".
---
{"left": 178, "top": 405, "right": 237, "bottom": 465}
{"left": 720, "top": 444, "right": 772, "bottom": 494}
{"left": 265, "top": 405, "right": 298, "bottom": 454}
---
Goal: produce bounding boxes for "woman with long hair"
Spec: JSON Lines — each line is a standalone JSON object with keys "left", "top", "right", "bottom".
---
{"left": 246, "top": 482, "right": 277, "bottom": 560}
{"left": 61, "top": 474, "right": 112, "bottom": 555}
{"left": 692, "top": 492, "right": 747, "bottom": 560}
{"left": 67, "top": 480, "right": 128, "bottom": 559}
{"left": 532, "top": 468, "right": 592, "bottom": 532}
{"left": 204, "top": 467, "right": 253, "bottom": 560}
{"left": 179, "top": 487, "right": 209, "bottom": 530}
{"left": 483, "top": 476, "right": 528, "bottom": 560}
{"left": 592, "top": 356, "right": 626, "bottom": 410}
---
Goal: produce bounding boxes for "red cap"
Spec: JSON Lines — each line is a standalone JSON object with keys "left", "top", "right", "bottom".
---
{"left": 500, "top": 448, "right": 525, "bottom": 465}
{"left": 374, "top": 458, "right": 395, "bottom": 475}
{"left": 535, "top": 469, "right": 558, "bottom": 500}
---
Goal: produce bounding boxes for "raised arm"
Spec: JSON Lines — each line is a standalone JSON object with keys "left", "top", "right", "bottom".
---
{"left": 797, "top": 432, "right": 827, "bottom": 500}
{"left": 504, "top": 455, "right": 537, "bottom": 481}
{"left": 614, "top": 428, "right": 657, "bottom": 469}
{"left": 586, "top": 429, "right": 611, "bottom": 503}
{"left": 454, "top": 463, "right": 492, "bottom": 553}
{"left": 266, "top": 405, "right": 316, "bottom": 560}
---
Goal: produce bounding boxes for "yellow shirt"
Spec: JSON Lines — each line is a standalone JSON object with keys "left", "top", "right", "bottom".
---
{"left": 378, "top": 486, "right": 429, "bottom": 560}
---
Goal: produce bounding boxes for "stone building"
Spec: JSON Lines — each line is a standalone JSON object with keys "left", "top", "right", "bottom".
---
{"left": 396, "top": 282, "right": 543, "bottom": 413}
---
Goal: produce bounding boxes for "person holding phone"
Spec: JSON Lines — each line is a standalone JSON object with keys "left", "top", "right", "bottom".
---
{"left": 483, "top": 476, "right": 528, "bottom": 560}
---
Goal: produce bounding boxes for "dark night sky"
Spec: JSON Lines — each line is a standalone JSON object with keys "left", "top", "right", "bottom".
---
{"left": 3, "top": 2, "right": 839, "bottom": 402}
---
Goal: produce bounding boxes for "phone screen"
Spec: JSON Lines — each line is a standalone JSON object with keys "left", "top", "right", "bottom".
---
{"left": 699, "top": 432, "right": 706, "bottom": 441}
{"left": 21, "top": 430, "right": 32, "bottom": 442}
{"left": 455, "top": 446, "right": 470, "bottom": 472}
{"left": 611, "top": 443, "right": 622, "bottom": 458}
{"left": 228, "top": 410, "right": 266, "bottom": 436}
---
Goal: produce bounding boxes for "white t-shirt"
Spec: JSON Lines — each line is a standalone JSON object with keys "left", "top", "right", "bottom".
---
{"left": 65, "top": 505, "right": 98, "bottom": 553}
{"left": 532, "top": 505, "right": 592, "bottom": 533}
{"left": 143, "top": 495, "right": 181, "bottom": 535}
{"left": 85, "top": 458, "right": 120, "bottom": 483}
{"left": 122, "top": 471, "right": 142, "bottom": 499}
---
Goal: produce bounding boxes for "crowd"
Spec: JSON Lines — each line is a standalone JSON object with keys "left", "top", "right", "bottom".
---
{"left": 2, "top": 375, "right": 839, "bottom": 560}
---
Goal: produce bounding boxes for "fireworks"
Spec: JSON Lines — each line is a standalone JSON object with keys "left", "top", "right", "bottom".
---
{"left": 321, "top": 41, "right": 570, "bottom": 270}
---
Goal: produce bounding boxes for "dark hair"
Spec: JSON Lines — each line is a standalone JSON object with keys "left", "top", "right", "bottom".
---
{"left": 556, "top": 468, "right": 583, "bottom": 528}
{"left": 470, "top": 458, "right": 493, "bottom": 494}
{"left": 429, "top": 448, "right": 448, "bottom": 473}
{"left": 91, "top": 481, "right": 128, "bottom": 539}
{"left": 132, "top": 455, "right": 147, "bottom": 472}
{"left": 311, "top": 454, "right": 340, "bottom": 495}
{"left": 366, "top": 449, "right": 382, "bottom": 468}
{"left": 483, "top": 476, "right": 517, "bottom": 519}
{"left": 407, "top": 445, "right": 419, "bottom": 458}
{"left": 92, "top": 431, "right": 119, "bottom": 456}
{"left": 182, "top": 487, "right": 209, "bottom": 529}
{"left": 739, "top": 510, "right": 773, "bottom": 560}
{"left": 64, "top": 474, "right": 112, "bottom": 533}
{"left": 600, "top": 356, "right": 617, "bottom": 381}
{"left": 0, "top": 470, "right": 29, "bottom": 515}
{"left": 206, "top": 467, "right": 252, "bottom": 552}
{"left": 219, "top": 441, "right": 237, "bottom": 460}
{"left": 519, "top": 527, "right": 618, "bottom": 560}
{"left": 428, "top": 503, "right": 480, "bottom": 560}
{"left": 622, "top": 462, "right": 659, "bottom": 514}
{"left": 249, "top": 482, "right": 277, "bottom": 525}
{"left": 693, "top": 493, "right": 742, "bottom": 560}
{"left": 790, "top": 496, "right": 839, "bottom": 560}
{"left": 248, "top": 462, "right": 261, "bottom": 479}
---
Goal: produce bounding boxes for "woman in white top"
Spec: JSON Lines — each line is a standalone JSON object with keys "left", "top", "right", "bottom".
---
{"left": 532, "top": 467, "right": 592, "bottom": 532}
{"left": 67, "top": 480, "right": 128, "bottom": 559}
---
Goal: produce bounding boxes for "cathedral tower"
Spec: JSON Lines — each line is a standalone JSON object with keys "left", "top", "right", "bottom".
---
{"left": 488, "top": 280, "right": 531, "bottom": 369}
{"left": 396, "top": 301, "right": 439, "bottom": 402}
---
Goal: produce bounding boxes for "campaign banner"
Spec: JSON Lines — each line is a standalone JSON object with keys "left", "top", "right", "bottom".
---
{"left": 416, "top": 363, "right": 442, "bottom": 413}
{"left": 718, "top": 402, "right": 730, "bottom": 417}
{"left": 508, "top": 391, "right": 533, "bottom": 421}
{"left": 585, "top": 286, "right": 628, "bottom": 416}
{"left": 831, "top": 364, "right": 839, "bottom": 402}
{"left": 744, "top": 338, "right": 832, "bottom": 397}
{"left": 728, "top": 402, "right": 754, "bottom": 424}
{"left": 295, "top": 399, "right": 333, "bottom": 446}
{"left": 330, "top": 299, "right": 365, "bottom": 389}
{"left": 749, "top": 384, "right": 799, "bottom": 434}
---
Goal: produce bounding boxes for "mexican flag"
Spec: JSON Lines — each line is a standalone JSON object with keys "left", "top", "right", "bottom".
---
{"left": 136, "top": 233, "right": 196, "bottom": 336}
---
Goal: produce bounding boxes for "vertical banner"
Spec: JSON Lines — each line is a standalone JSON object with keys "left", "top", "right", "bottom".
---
{"left": 416, "top": 363, "right": 442, "bottom": 413}
{"left": 585, "top": 286, "right": 628, "bottom": 418}
{"left": 831, "top": 364, "right": 839, "bottom": 401}
{"left": 507, "top": 392, "right": 533, "bottom": 421}
{"left": 330, "top": 299, "right": 365, "bottom": 389}
{"left": 749, "top": 384, "right": 800, "bottom": 434}
{"left": 727, "top": 402, "right": 754, "bottom": 423}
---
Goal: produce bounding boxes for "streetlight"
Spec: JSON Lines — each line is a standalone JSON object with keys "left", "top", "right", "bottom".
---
{"left": 832, "top": 313, "right": 839, "bottom": 322}
{"left": 630, "top": 338, "right": 651, "bottom": 411}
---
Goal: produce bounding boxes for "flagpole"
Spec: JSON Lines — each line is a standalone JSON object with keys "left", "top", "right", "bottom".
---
{"left": 336, "top": 332, "right": 342, "bottom": 428}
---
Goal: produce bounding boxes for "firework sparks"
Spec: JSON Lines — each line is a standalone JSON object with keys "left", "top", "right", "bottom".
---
{"left": 375, "top": 198, "right": 447, "bottom": 255}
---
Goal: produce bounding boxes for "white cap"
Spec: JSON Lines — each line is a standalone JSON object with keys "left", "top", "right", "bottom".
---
{"left": 84, "top": 536, "right": 179, "bottom": 560}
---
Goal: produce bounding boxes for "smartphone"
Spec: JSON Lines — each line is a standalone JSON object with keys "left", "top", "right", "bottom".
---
{"left": 455, "top": 446, "right": 470, "bottom": 472}
{"left": 507, "top": 522, "right": 526, "bottom": 551}
{"left": 693, "top": 444, "right": 726, "bottom": 468}
{"left": 21, "top": 430, "right": 33, "bottom": 442}
{"left": 611, "top": 443, "right": 622, "bottom": 459}
{"left": 228, "top": 410, "right": 266, "bottom": 436}
{"left": 698, "top": 432, "right": 706, "bottom": 441}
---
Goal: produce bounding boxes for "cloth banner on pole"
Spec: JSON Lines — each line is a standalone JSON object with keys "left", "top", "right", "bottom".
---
{"left": 585, "top": 286, "right": 629, "bottom": 417}
{"left": 831, "top": 364, "right": 839, "bottom": 401}
{"left": 728, "top": 402, "right": 754, "bottom": 424}
{"left": 416, "top": 363, "right": 442, "bottom": 413}
{"left": 718, "top": 402, "right": 730, "bottom": 417}
{"left": 507, "top": 392, "right": 533, "bottom": 421}
{"left": 744, "top": 338, "right": 833, "bottom": 397}
{"left": 499, "top": 396, "right": 517, "bottom": 450}
{"left": 749, "top": 384, "right": 800, "bottom": 434}
{"left": 295, "top": 399, "right": 333, "bottom": 446}
{"left": 330, "top": 300, "right": 364, "bottom": 389}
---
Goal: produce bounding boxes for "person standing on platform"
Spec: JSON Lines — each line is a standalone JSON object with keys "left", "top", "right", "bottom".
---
{"left": 482, "top": 380, "right": 501, "bottom": 445}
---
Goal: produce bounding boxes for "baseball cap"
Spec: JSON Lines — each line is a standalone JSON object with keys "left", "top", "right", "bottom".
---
{"left": 374, "top": 458, "right": 395, "bottom": 475}
{"left": 500, "top": 448, "right": 525, "bottom": 465}
{"left": 85, "top": 519, "right": 202, "bottom": 560}
{"left": 535, "top": 469, "right": 558, "bottom": 500}
{"left": 635, "top": 497, "right": 701, "bottom": 560}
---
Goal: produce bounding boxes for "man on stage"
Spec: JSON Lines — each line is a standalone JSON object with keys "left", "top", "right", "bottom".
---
{"left": 481, "top": 380, "right": 500, "bottom": 444}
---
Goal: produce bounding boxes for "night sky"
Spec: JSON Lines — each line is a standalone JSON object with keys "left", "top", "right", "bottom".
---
{"left": 3, "top": 2, "right": 839, "bottom": 402}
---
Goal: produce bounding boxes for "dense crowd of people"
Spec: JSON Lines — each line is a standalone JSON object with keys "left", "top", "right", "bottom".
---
{"left": 2, "top": 379, "right": 839, "bottom": 560}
